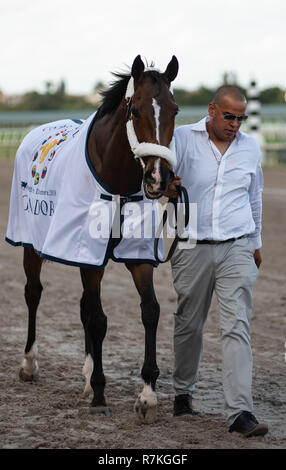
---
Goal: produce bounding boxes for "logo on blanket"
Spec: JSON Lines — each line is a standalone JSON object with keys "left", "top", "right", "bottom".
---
{"left": 29, "top": 129, "right": 70, "bottom": 186}
{"left": 39, "top": 139, "right": 58, "bottom": 164}
{"left": 32, "top": 132, "right": 68, "bottom": 166}
{"left": 22, "top": 194, "right": 55, "bottom": 216}
{"left": 41, "top": 167, "right": 47, "bottom": 179}
{"left": 34, "top": 173, "right": 40, "bottom": 185}
{"left": 48, "top": 150, "right": 56, "bottom": 161}
{"left": 57, "top": 136, "right": 67, "bottom": 145}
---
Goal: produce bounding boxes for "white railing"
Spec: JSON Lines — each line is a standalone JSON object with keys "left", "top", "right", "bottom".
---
{"left": 0, "top": 126, "right": 35, "bottom": 146}
{"left": 261, "top": 123, "right": 286, "bottom": 143}
{"left": 0, "top": 124, "right": 285, "bottom": 165}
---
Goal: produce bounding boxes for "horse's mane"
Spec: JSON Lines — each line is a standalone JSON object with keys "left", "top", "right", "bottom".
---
{"left": 94, "top": 63, "right": 162, "bottom": 120}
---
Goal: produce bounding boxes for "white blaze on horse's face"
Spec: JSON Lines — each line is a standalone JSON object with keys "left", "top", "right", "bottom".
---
{"left": 150, "top": 98, "right": 162, "bottom": 192}
{"left": 151, "top": 158, "right": 161, "bottom": 191}
{"left": 152, "top": 98, "right": 161, "bottom": 144}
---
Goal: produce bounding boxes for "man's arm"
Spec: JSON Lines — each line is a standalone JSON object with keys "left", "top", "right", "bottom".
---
{"left": 163, "top": 126, "right": 187, "bottom": 198}
{"left": 249, "top": 160, "right": 264, "bottom": 268}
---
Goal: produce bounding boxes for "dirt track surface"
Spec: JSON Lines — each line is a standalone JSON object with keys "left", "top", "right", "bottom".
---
{"left": 0, "top": 159, "right": 285, "bottom": 449}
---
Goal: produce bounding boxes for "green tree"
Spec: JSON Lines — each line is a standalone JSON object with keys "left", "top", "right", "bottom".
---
{"left": 173, "top": 88, "right": 192, "bottom": 106}
{"left": 174, "top": 86, "right": 215, "bottom": 106}
{"left": 260, "top": 87, "right": 285, "bottom": 104}
{"left": 45, "top": 80, "right": 54, "bottom": 94}
{"left": 20, "top": 91, "right": 44, "bottom": 110}
{"left": 55, "top": 79, "right": 66, "bottom": 98}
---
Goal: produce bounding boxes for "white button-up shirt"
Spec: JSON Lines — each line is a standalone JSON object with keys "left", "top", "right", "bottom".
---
{"left": 174, "top": 117, "right": 263, "bottom": 249}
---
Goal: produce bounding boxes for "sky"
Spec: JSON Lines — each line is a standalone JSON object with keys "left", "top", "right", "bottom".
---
{"left": 1, "top": 0, "right": 285, "bottom": 95}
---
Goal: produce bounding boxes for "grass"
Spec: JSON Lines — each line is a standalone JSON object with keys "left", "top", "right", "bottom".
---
{"left": 0, "top": 146, "right": 18, "bottom": 159}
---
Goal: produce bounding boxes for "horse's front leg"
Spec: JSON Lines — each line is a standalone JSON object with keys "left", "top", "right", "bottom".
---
{"left": 20, "top": 248, "right": 43, "bottom": 382}
{"left": 126, "top": 263, "right": 160, "bottom": 424}
{"left": 80, "top": 268, "right": 110, "bottom": 416}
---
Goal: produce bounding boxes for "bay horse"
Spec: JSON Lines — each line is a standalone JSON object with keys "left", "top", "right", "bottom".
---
{"left": 6, "top": 55, "right": 179, "bottom": 423}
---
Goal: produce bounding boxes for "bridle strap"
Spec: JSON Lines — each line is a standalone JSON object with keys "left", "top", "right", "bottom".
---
{"left": 125, "top": 78, "right": 177, "bottom": 169}
{"left": 126, "top": 97, "right": 145, "bottom": 170}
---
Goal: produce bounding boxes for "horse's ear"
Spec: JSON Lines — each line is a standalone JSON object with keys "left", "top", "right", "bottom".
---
{"left": 131, "top": 55, "right": 145, "bottom": 81}
{"left": 163, "top": 55, "right": 179, "bottom": 84}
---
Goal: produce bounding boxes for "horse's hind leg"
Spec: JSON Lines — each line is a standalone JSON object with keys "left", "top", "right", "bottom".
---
{"left": 80, "top": 268, "right": 109, "bottom": 415}
{"left": 19, "top": 247, "right": 43, "bottom": 382}
{"left": 126, "top": 263, "right": 160, "bottom": 424}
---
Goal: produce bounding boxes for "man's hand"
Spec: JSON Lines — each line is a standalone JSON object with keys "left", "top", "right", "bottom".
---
{"left": 254, "top": 249, "right": 262, "bottom": 269}
{"left": 163, "top": 176, "right": 182, "bottom": 198}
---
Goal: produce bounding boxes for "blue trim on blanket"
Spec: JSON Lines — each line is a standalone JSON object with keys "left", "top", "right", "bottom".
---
{"left": 5, "top": 237, "right": 33, "bottom": 248}
{"left": 5, "top": 237, "right": 158, "bottom": 269}
{"left": 85, "top": 113, "right": 142, "bottom": 197}
{"left": 39, "top": 251, "right": 109, "bottom": 270}
{"left": 71, "top": 119, "right": 84, "bottom": 125}
{"left": 112, "top": 255, "right": 158, "bottom": 267}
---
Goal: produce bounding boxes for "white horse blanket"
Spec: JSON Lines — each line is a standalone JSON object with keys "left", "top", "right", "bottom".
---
{"left": 6, "top": 112, "right": 163, "bottom": 268}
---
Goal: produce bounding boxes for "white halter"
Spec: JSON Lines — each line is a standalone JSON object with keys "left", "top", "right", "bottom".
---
{"left": 125, "top": 75, "right": 177, "bottom": 170}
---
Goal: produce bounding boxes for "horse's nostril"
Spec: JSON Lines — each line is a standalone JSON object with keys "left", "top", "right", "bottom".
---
{"left": 145, "top": 175, "right": 155, "bottom": 185}
{"left": 144, "top": 170, "right": 156, "bottom": 184}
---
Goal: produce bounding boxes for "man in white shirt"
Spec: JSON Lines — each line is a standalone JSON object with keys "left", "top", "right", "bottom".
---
{"left": 166, "top": 85, "right": 268, "bottom": 437}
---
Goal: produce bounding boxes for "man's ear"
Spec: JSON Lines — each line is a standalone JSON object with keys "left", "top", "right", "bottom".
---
{"left": 208, "top": 102, "right": 215, "bottom": 117}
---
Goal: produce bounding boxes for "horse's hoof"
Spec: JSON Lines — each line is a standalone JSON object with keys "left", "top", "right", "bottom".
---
{"left": 134, "top": 395, "right": 157, "bottom": 424}
{"left": 19, "top": 367, "right": 39, "bottom": 382}
{"left": 89, "top": 406, "right": 111, "bottom": 417}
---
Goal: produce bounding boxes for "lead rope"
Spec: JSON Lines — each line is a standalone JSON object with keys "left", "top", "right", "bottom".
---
{"left": 154, "top": 185, "right": 189, "bottom": 263}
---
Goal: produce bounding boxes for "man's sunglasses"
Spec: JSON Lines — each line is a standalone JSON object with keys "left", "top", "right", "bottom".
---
{"left": 215, "top": 104, "right": 248, "bottom": 123}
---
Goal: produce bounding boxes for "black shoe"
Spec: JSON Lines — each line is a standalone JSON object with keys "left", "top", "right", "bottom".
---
{"left": 173, "top": 394, "right": 196, "bottom": 417}
{"left": 229, "top": 411, "right": 268, "bottom": 437}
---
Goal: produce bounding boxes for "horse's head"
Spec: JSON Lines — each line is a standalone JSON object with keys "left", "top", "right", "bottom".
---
{"left": 126, "top": 55, "right": 179, "bottom": 199}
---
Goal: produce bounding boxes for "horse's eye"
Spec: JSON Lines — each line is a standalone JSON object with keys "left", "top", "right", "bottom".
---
{"left": 131, "top": 108, "right": 140, "bottom": 119}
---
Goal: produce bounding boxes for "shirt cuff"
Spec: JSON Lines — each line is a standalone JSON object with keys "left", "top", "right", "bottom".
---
{"left": 248, "top": 234, "right": 262, "bottom": 251}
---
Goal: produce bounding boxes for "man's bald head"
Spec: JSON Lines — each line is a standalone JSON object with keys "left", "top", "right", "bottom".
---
{"left": 207, "top": 85, "right": 247, "bottom": 143}
{"left": 212, "top": 85, "right": 247, "bottom": 105}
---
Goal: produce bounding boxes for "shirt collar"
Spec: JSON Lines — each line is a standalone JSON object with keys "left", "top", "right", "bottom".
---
{"left": 190, "top": 117, "right": 208, "bottom": 132}
{"left": 191, "top": 116, "right": 241, "bottom": 141}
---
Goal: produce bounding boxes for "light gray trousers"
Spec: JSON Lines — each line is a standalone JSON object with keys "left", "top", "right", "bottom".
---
{"left": 170, "top": 236, "right": 259, "bottom": 424}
